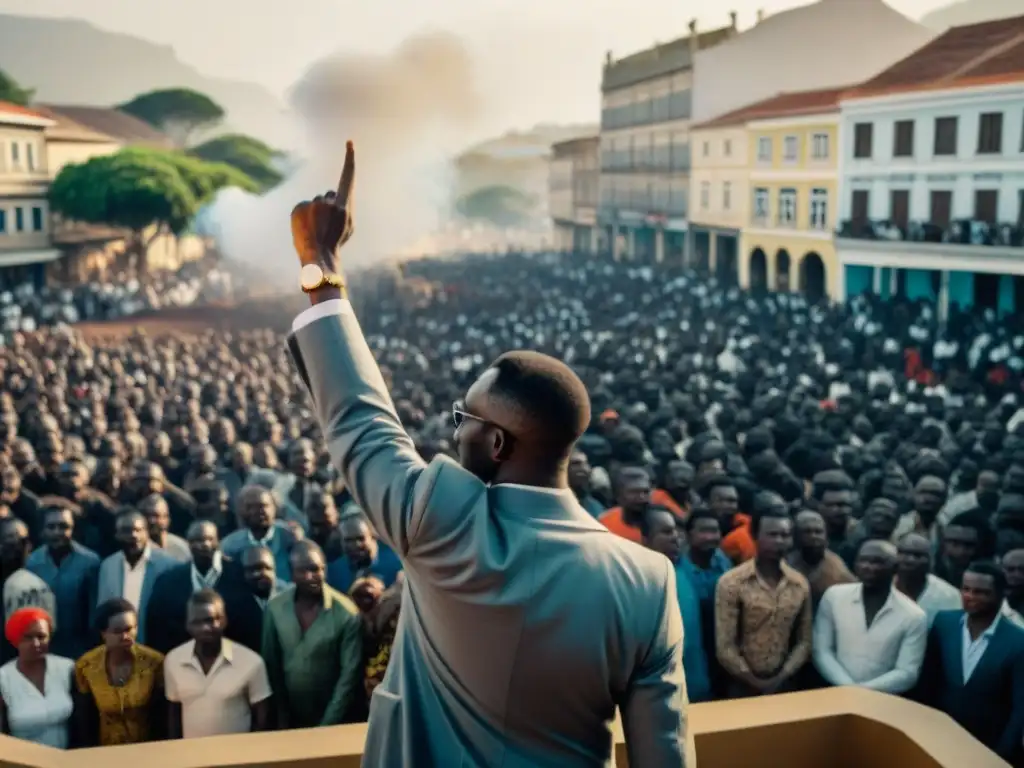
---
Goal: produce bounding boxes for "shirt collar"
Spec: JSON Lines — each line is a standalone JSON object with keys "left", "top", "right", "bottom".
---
{"left": 191, "top": 551, "right": 223, "bottom": 589}
{"left": 491, "top": 482, "right": 574, "bottom": 498}
{"left": 185, "top": 638, "right": 234, "bottom": 667}
{"left": 247, "top": 525, "right": 276, "bottom": 547}
{"left": 123, "top": 544, "right": 152, "bottom": 569}
{"left": 962, "top": 611, "right": 1002, "bottom": 640}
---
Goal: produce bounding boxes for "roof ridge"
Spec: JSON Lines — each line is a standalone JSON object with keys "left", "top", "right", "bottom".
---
{"left": 937, "top": 29, "right": 1024, "bottom": 85}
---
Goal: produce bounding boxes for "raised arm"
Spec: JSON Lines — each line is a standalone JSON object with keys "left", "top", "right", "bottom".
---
{"left": 287, "top": 142, "right": 441, "bottom": 557}
{"left": 620, "top": 562, "right": 693, "bottom": 768}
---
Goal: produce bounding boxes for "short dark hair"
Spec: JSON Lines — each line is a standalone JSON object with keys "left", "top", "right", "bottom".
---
{"left": 964, "top": 560, "right": 1006, "bottom": 595}
{"left": 94, "top": 597, "right": 136, "bottom": 633}
{"left": 639, "top": 506, "right": 677, "bottom": 538}
{"left": 187, "top": 587, "right": 225, "bottom": 614}
{"left": 701, "top": 473, "right": 735, "bottom": 496}
{"left": 685, "top": 506, "right": 720, "bottom": 533}
{"left": 489, "top": 351, "right": 591, "bottom": 458}
{"left": 750, "top": 510, "right": 790, "bottom": 538}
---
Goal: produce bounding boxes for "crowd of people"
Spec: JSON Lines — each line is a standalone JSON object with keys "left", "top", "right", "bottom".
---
{"left": 1, "top": 250, "right": 1023, "bottom": 761}
{"left": 0, "top": 259, "right": 239, "bottom": 336}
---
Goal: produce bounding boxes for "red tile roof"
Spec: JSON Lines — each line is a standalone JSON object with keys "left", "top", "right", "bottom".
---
{"left": 846, "top": 14, "right": 1024, "bottom": 99}
{"left": 692, "top": 86, "right": 849, "bottom": 130}
{"left": 0, "top": 100, "right": 49, "bottom": 121}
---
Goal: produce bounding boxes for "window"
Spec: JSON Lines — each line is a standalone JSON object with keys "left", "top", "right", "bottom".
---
{"left": 700, "top": 181, "right": 710, "bottom": 210}
{"left": 810, "top": 132, "right": 830, "bottom": 160}
{"left": 14, "top": 207, "right": 24, "bottom": 232}
{"left": 934, "top": 117, "right": 958, "bottom": 156}
{"left": 890, "top": 189, "right": 910, "bottom": 229}
{"left": 778, "top": 188, "right": 797, "bottom": 226}
{"left": 703, "top": 141, "right": 710, "bottom": 157}
{"left": 10, "top": 142, "right": 19, "bottom": 167}
{"left": 1019, "top": 189, "right": 1024, "bottom": 228}
{"left": 26, "top": 143, "right": 35, "bottom": 171}
{"left": 723, "top": 182, "right": 732, "bottom": 211}
{"left": 753, "top": 187, "right": 770, "bottom": 223}
{"left": 31, "top": 206, "right": 43, "bottom": 232}
{"left": 930, "top": 190, "right": 952, "bottom": 228}
{"left": 851, "top": 189, "right": 870, "bottom": 225}
{"left": 853, "top": 123, "right": 873, "bottom": 159}
{"left": 974, "top": 189, "right": 998, "bottom": 224}
{"left": 810, "top": 188, "right": 829, "bottom": 230}
{"left": 723, "top": 139, "right": 732, "bottom": 157}
{"left": 893, "top": 120, "right": 915, "bottom": 158}
{"left": 783, "top": 135, "right": 798, "bottom": 162}
{"left": 978, "top": 112, "right": 1003, "bottom": 155}
{"left": 0, "top": 210, "right": 5, "bottom": 234}
{"left": 757, "top": 137, "right": 772, "bottom": 162}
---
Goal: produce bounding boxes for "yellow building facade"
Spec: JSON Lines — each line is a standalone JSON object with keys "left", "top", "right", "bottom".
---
{"left": 738, "top": 87, "right": 849, "bottom": 300}
{"left": 688, "top": 122, "right": 749, "bottom": 281}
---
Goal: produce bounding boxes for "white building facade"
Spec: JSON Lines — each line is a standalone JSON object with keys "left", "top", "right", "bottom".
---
{"left": 837, "top": 81, "right": 1024, "bottom": 318}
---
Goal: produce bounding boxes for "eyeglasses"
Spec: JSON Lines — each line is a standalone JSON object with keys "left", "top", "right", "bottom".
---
{"left": 452, "top": 401, "right": 487, "bottom": 430}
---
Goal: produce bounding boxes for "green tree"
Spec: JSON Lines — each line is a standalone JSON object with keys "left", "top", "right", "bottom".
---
{"left": 455, "top": 185, "right": 537, "bottom": 228}
{"left": 49, "top": 147, "right": 257, "bottom": 272}
{"left": 190, "top": 134, "right": 284, "bottom": 190}
{"left": 118, "top": 88, "right": 225, "bottom": 147}
{"left": 0, "top": 68, "right": 33, "bottom": 107}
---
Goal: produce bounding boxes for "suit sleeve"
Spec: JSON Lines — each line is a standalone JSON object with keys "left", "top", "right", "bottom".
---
{"left": 289, "top": 305, "right": 437, "bottom": 557}
{"left": 260, "top": 606, "right": 290, "bottom": 728}
{"left": 320, "top": 609, "right": 365, "bottom": 726}
{"left": 620, "top": 561, "right": 693, "bottom": 768}
{"left": 996, "top": 645, "right": 1024, "bottom": 759}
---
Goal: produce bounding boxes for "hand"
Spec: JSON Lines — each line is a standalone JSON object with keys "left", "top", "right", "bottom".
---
{"left": 290, "top": 140, "right": 356, "bottom": 272}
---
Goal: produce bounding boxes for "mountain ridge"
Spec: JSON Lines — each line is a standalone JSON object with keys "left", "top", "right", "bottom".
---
{"left": 0, "top": 13, "right": 298, "bottom": 148}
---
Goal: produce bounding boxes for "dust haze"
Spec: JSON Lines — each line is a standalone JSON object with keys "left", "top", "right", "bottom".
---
{"left": 200, "top": 31, "right": 481, "bottom": 280}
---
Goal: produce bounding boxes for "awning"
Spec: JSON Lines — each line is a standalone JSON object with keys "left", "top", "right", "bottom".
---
{"left": 0, "top": 249, "right": 63, "bottom": 268}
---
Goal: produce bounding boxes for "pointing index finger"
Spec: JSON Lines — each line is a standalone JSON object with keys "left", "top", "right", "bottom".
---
{"left": 335, "top": 140, "right": 355, "bottom": 210}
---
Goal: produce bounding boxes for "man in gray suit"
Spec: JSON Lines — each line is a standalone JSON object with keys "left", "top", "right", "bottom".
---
{"left": 95, "top": 509, "right": 176, "bottom": 645}
{"left": 286, "top": 143, "right": 692, "bottom": 767}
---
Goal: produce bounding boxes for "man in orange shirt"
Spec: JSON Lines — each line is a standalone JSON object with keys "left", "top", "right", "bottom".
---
{"left": 704, "top": 474, "right": 755, "bottom": 564}
{"left": 600, "top": 467, "right": 679, "bottom": 543}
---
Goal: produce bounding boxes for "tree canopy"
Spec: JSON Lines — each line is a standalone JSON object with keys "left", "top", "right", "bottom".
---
{"left": 455, "top": 185, "right": 538, "bottom": 228}
{"left": 49, "top": 147, "right": 258, "bottom": 259}
{"left": 118, "top": 88, "right": 225, "bottom": 147}
{"left": 0, "top": 68, "right": 33, "bottom": 107}
{"left": 190, "top": 133, "right": 284, "bottom": 190}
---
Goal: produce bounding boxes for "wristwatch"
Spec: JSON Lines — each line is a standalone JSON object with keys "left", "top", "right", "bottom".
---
{"left": 299, "top": 263, "right": 346, "bottom": 294}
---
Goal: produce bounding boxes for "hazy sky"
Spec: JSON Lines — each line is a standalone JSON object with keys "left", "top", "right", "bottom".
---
{"left": 1, "top": 0, "right": 953, "bottom": 132}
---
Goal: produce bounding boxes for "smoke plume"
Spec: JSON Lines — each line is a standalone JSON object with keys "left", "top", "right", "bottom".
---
{"left": 200, "top": 32, "right": 481, "bottom": 280}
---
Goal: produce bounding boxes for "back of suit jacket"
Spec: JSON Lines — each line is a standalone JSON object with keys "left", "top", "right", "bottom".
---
{"left": 290, "top": 306, "right": 691, "bottom": 768}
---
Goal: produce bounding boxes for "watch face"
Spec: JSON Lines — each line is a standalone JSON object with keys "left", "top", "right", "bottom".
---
{"left": 300, "top": 263, "right": 324, "bottom": 291}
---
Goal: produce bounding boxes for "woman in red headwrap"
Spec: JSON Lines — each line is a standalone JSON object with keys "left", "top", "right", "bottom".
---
{"left": 0, "top": 607, "right": 75, "bottom": 748}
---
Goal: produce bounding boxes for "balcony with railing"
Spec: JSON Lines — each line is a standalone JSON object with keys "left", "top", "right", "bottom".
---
{"left": 836, "top": 217, "right": 1024, "bottom": 261}
{"left": 3, "top": 688, "right": 1006, "bottom": 768}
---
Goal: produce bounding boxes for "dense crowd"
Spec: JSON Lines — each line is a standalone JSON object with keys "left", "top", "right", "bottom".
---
{"left": 0, "top": 259, "right": 239, "bottom": 336}
{"left": 1, "top": 250, "right": 1023, "bottom": 760}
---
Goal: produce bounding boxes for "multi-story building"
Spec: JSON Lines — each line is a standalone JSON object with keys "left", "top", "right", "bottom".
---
{"left": 549, "top": 136, "right": 599, "bottom": 253}
{"left": 599, "top": 16, "right": 737, "bottom": 263}
{"left": 688, "top": 118, "right": 749, "bottom": 282}
{"left": 712, "top": 87, "right": 848, "bottom": 300}
{"left": 836, "top": 15, "right": 1024, "bottom": 318}
{"left": 692, "top": 0, "right": 935, "bottom": 125}
{"left": 0, "top": 101, "right": 58, "bottom": 289}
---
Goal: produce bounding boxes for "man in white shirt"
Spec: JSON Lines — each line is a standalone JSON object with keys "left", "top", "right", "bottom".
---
{"left": 165, "top": 588, "right": 271, "bottom": 738}
{"left": 814, "top": 539, "right": 928, "bottom": 694}
{"left": 95, "top": 510, "right": 176, "bottom": 645}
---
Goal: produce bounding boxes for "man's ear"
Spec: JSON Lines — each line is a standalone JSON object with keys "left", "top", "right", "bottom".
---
{"left": 493, "top": 429, "right": 513, "bottom": 462}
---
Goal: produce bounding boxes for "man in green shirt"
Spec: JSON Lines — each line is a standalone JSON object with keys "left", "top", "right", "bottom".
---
{"left": 261, "top": 540, "right": 363, "bottom": 727}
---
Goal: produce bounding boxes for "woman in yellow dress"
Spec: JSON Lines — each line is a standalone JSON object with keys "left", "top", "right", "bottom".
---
{"left": 73, "top": 598, "right": 165, "bottom": 746}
